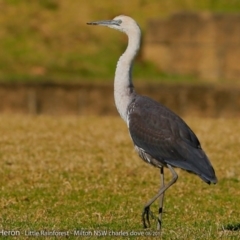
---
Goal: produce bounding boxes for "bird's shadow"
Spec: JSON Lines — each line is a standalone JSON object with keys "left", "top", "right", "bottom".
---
{"left": 218, "top": 223, "right": 240, "bottom": 238}
{"left": 223, "top": 222, "right": 240, "bottom": 231}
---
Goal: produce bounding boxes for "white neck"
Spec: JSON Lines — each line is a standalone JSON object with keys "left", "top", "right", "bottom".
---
{"left": 114, "top": 27, "right": 141, "bottom": 122}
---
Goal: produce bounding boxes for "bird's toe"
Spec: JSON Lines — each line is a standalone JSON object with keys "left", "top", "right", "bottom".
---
{"left": 142, "top": 206, "right": 155, "bottom": 228}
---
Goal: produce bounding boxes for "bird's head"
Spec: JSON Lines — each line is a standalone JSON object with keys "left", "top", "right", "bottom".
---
{"left": 87, "top": 15, "right": 140, "bottom": 36}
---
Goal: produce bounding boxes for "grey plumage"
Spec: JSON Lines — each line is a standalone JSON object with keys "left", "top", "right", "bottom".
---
{"left": 127, "top": 94, "right": 217, "bottom": 184}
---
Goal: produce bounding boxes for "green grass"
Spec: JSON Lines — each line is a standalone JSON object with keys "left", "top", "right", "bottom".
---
{"left": 1, "top": 1, "right": 240, "bottom": 82}
{"left": 0, "top": 115, "right": 239, "bottom": 239}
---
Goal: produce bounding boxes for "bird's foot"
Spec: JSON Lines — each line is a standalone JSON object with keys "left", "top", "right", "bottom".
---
{"left": 142, "top": 206, "right": 155, "bottom": 228}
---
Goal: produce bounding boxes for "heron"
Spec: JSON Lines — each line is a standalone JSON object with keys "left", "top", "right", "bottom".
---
{"left": 87, "top": 15, "right": 217, "bottom": 231}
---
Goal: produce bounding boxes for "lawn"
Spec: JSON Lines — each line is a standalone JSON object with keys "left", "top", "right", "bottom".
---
{"left": 1, "top": 1, "right": 240, "bottom": 82}
{"left": 0, "top": 115, "right": 239, "bottom": 239}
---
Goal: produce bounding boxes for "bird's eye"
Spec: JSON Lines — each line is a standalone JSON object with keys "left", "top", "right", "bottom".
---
{"left": 117, "top": 20, "right": 122, "bottom": 25}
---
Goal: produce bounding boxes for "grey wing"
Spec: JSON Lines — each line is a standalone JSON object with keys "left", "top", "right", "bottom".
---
{"left": 128, "top": 96, "right": 217, "bottom": 184}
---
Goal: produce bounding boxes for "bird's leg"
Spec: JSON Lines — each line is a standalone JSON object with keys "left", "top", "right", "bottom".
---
{"left": 157, "top": 167, "right": 165, "bottom": 231}
{"left": 142, "top": 164, "right": 178, "bottom": 229}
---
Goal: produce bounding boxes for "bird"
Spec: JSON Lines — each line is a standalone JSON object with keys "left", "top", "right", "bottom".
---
{"left": 87, "top": 15, "right": 217, "bottom": 231}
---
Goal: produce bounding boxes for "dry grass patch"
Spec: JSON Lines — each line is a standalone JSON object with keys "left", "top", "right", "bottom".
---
{"left": 0, "top": 115, "right": 239, "bottom": 239}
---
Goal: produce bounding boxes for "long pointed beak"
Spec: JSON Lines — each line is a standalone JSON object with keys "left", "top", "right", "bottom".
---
{"left": 87, "top": 20, "right": 121, "bottom": 26}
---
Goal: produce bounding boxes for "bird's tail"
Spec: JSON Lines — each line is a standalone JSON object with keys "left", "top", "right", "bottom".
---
{"left": 166, "top": 144, "right": 217, "bottom": 184}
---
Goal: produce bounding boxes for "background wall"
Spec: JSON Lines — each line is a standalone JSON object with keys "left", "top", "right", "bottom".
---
{"left": 144, "top": 12, "right": 240, "bottom": 81}
{"left": 1, "top": 82, "right": 239, "bottom": 117}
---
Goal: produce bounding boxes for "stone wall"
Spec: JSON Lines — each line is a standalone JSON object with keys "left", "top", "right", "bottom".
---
{"left": 0, "top": 82, "right": 240, "bottom": 118}
{"left": 143, "top": 12, "right": 240, "bottom": 81}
